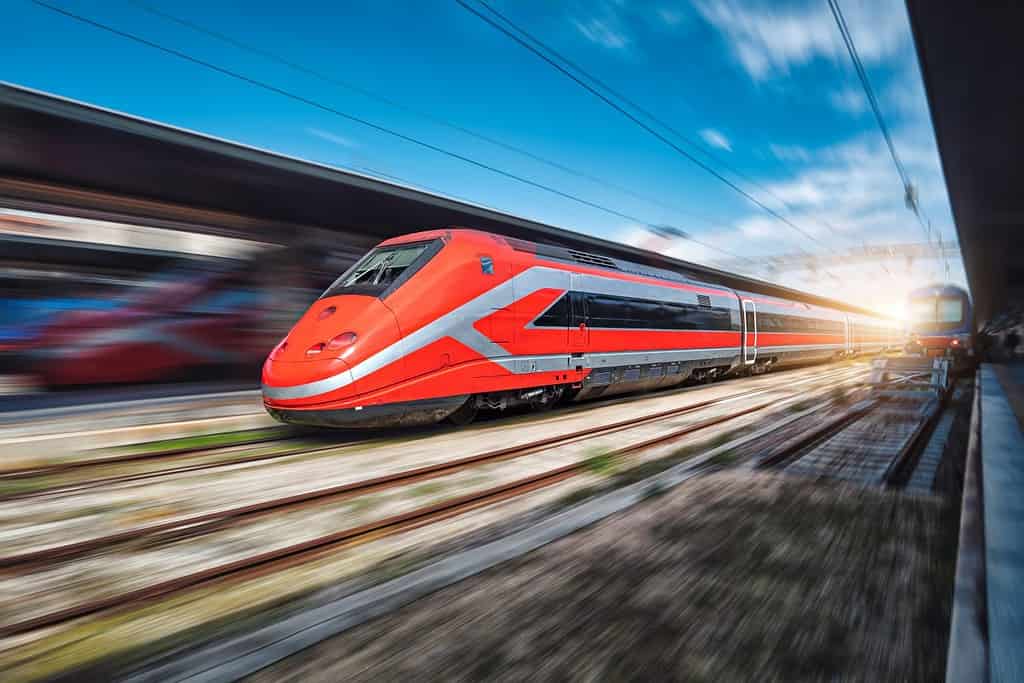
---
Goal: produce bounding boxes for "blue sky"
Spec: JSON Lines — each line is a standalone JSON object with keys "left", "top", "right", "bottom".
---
{"left": 4, "top": 0, "right": 964, "bottom": 315}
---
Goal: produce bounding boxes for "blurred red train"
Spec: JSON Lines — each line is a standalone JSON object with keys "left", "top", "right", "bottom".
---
{"left": 28, "top": 265, "right": 273, "bottom": 387}
{"left": 262, "top": 229, "right": 898, "bottom": 427}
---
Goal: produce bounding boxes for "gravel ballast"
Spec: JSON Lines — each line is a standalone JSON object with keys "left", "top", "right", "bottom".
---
{"left": 248, "top": 471, "right": 958, "bottom": 682}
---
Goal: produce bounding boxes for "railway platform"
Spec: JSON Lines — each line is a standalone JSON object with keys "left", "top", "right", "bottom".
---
{"left": 0, "top": 387, "right": 272, "bottom": 466}
{"left": 980, "top": 363, "right": 1024, "bottom": 682}
{"left": 948, "top": 362, "right": 1024, "bottom": 682}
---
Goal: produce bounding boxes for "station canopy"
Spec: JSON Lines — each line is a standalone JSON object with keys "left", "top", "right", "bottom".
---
{"left": 908, "top": 2, "right": 1024, "bottom": 324}
{"left": 2, "top": 82, "right": 883, "bottom": 317}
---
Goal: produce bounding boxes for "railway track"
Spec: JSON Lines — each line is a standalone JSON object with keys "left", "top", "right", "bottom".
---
{"left": 0, "top": 433, "right": 373, "bottom": 501}
{"left": 0, "top": 429, "right": 298, "bottom": 480}
{"left": 757, "top": 395, "right": 944, "bottom": 488}
{"left": 0, "top": 366, "right": 871, "bottom": 640}
{"left": 0, "top": 377, "right": 849, "bottom": 568}
{"left": 0, "top": 364, "right": 864, "bottom": 501}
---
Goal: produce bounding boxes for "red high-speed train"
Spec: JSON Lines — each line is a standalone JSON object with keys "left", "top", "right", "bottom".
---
{"left": 262, "top": 229, "right": 897, "bottom": 427}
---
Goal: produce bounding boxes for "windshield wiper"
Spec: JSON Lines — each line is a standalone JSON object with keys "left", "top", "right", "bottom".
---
{"left": 370, "top": 254, "right": 396, "bottom": 285}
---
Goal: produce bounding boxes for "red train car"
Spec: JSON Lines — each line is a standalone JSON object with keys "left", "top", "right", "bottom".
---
{"left": 31, "top": 265, "right": 270, "bottom": 386}
{"left": 262, "top": 229, "right": 893, "bottom": 427}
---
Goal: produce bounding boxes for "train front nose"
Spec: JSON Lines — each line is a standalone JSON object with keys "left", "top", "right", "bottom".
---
{"left": 262, "top": 353, "right": 356, "bottom": 403}
{"left": 261, "top": 295, "right": 402, "bottom": 418}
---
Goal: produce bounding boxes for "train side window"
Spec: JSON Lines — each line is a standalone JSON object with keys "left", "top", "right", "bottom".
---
{"left": 480, "top": 256, "right": 494, "bottom": 275}
{"left": 534, "top": 294, "right": 570, "bottom": 326}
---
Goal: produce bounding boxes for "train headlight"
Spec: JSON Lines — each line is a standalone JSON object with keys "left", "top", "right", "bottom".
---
{"left": 950, "top": 338, "right": 961, "bottom": 347}
{"left": 270, "top": 338, "right": 289, "bottom": 359}
{"left": 327, "top": 332, "right": 358, "bottom": 351}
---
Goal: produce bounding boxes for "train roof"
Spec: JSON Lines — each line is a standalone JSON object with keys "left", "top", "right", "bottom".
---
{"left": 382, "top": 229, "right": 895, "bottom": 319}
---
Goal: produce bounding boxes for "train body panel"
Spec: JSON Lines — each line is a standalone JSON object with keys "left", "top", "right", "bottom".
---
{"left": 262, "top": 229, "right": 894, "bottom": 427}
{"left": 731, "top": 290, "right": 849, "bottom": 369}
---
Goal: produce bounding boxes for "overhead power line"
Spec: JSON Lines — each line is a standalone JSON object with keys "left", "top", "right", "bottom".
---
{"left": 826, "top": 0, "right": 947, "bottom": 274}
{"left": 826, "top": 0, "right": 908, "bottom": 188}
{"left": 711, "top": 240, "right": 960, "bottom": 273}
{"left": 30, "top": 0, "right": 748, "bottom": 263}
{"left": 472, "top": 0, "right": 856, "bottom": 247}
{"left": 125, "top": 0, "right": 736, "bottom": 236}
{"left": 458, "top": 0, "right": 839, "bottom": 254}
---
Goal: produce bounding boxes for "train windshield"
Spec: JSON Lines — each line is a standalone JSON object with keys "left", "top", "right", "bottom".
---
{"left": 321, "top": 240, "right": 440, "bottom": 298}
{"left": 909, "top": 296, "right": 964, "bottom": 332}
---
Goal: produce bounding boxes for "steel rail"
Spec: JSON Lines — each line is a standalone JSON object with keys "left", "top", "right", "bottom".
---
{"left": 0, "top": 394, "right": 790, "bottom": 568}
{"left": 0, "top": 431, "right": 300, "bottom": 479}
{"left": 1, "top": 366, "right": 866, "bottom": 568}
{"left": 0, "top": 366, "right": 861, "bottom": 501}
{"left": 0, "top": 368, "right": 869, "bottom": 637}
{"left": 753, "top": 399, "right": 880, "bottom": 468}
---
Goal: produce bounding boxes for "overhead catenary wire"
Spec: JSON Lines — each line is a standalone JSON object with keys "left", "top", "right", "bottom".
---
{"left": 30, "top": 0, "right": 750, "bottom": 263}
{"left": 473, "top": 0, "right": 858, "bottom": 248}
{"left": 458, "top": 0, "right": 840, "bottom": 255}
{"left": 124, "top": 0, "right": 738, "bottom": 237}
{"left": 826, "top": 0, "right": 909, "bottom": 189}
{"left": 826, "top": 0, "right": 951, "bottom": 278}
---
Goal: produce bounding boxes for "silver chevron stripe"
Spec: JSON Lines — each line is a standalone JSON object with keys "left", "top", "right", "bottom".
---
{"left": 262, "top": 266, "right": 741, "bottom": 400}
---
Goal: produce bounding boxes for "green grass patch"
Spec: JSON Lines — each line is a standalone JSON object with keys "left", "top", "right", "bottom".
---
{"left": 410, "top": 482, "right": 446, "bottom": 498}
{"left": 706, "top": 430, "right": 739, "bottom": 450}
{"left": 556, "top": 485, "right": 601, "bottom": 508}
{"left": 829, "top": 386, "right": 849, "bottom": 405}
{"left": 0, "top": 477, "right": 54, "bottom": 498}
{"left": 787, "top": 399, "right": 815, "bottom": 413}
{"left": 583, "top": 449, "right": 617, "bottom": 475}
{"left": 346, "top": 495, "right": 381, "bottom": 515}
{"left": 709, "top": 448, "right": 741, "bottom": 466}
{"left": 115, "top": 428, "right": 289, "bottom": 456}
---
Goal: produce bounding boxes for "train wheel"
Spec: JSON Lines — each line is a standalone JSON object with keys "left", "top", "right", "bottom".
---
{"left": 445, "top": 397, "right": 478, "bottom": 426}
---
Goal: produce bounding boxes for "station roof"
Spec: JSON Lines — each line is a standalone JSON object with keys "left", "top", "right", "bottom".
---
{"left": 907, "top": 2, "right": 1024, "bottom": 324}
{"left": 0, "top": 82, "right": 885, "bottom": 317}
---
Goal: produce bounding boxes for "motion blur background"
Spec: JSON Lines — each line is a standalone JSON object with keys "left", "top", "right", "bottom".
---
{"left": 0, "top": 205, "right": 364, "bottom": 398}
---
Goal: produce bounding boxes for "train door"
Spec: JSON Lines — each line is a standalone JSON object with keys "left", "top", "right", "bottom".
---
{"left": 477, "top": 254, "right": 514, "bottom": 344}
{"left": 742, "top": 299, "right": 757, "bottom": 364}
{"left": 569, "top": 274, "right": 589, "bottom": 350}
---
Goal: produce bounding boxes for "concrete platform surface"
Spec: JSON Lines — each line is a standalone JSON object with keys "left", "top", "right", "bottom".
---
{"left": 982, "top": 364, "right": 1024, "bottom": 682}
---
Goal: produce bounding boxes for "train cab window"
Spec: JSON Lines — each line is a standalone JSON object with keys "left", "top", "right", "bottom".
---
{"left": 321, "top": 239, "right": 442, "bottom": 299}
{"left": 910, "top": 295, "right": 965, "bottom": 332}
{"left": 936, "top": 298, "right": 964, "bottom": 323}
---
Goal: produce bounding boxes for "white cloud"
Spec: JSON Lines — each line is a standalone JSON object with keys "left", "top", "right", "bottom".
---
{"left": 699, "top": 128, "right": 733, "bottom": 151}
{"left": 618, "top": 124, "right": 960, "bottom": 311}
{"left": 744, "top": 128, "right": 955, "bottom": 257}
{"left": 829, "top": 87, "right": 867, "bottom": 114}
{"left": 694, "top": 0, "right": 909, "bottom": 80}
{"left": 572, "top": 17, "right": 629, "bottom": 49}
{"left": 761, "top": 177, "right": 828, "bottom": 206}
{"left": 307, "top": 128, "right": 358, "bottom": 148}
{"left": 769, "top": 144, "right": 812, "bottom": 162}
